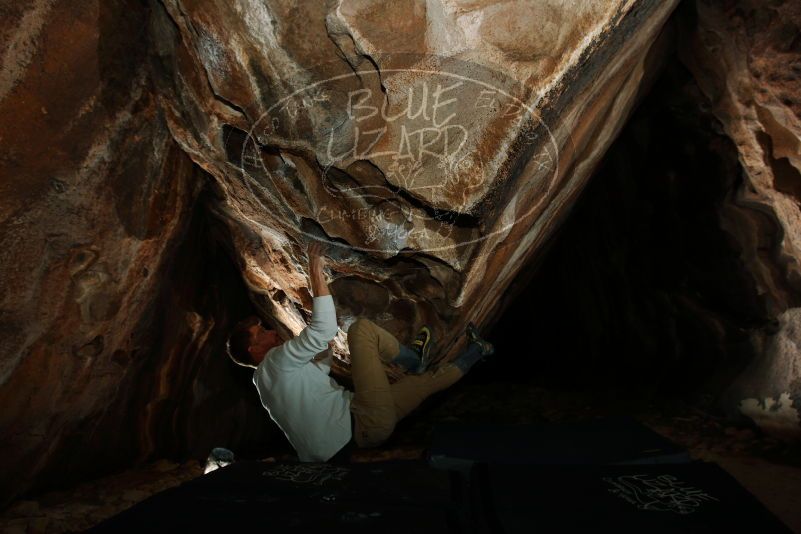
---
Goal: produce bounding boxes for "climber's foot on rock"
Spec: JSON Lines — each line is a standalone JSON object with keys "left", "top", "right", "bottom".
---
{"left": 466, "top": 322, "right": 494, "bottom": 358}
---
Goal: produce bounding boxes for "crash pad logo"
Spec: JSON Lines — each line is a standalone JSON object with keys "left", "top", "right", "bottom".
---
{"left": 238, "top": 54, "right": 559, "bottom": 255}
{"left": 604, "top": 474, "right": 719, "bottom": 515}
{"left": 262, "top": 464, "right": 349, "bottom": 486}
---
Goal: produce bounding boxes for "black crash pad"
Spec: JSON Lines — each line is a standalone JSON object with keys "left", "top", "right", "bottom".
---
{"left": 472, "top": 462, "right": 790, "bottom": 533}
{"left": 87, "top": 460, "right": 467, "bottom": 533}
{"left": 428, "top": 417, "right": 690, "bottom": 471}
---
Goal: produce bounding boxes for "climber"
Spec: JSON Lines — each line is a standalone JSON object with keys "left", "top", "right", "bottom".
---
{"left": 226, "top": 241, "right": 495, "bottom": 463}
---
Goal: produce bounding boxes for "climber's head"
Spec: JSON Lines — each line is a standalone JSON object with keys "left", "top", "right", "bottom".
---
{"left": 228, "top": 315, "right": 284, "bottom": 368}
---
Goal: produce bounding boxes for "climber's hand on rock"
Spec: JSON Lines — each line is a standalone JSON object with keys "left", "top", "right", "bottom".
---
{"left": 307, "top": 241, "right": 330, "bottom": 297}
{"left": 308, "top": 242, "right": 325, "bottom": 271}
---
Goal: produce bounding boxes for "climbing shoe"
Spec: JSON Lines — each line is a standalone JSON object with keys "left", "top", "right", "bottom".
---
{"left": 411, "top": 325, "right": 433, "bottom": 372}
{"left": 466, "top": 322, "right": 495, "bottom": 358}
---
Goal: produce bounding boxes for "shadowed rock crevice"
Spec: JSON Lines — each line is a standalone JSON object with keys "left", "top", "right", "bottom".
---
{"left": 487, "top": 51, "right": 772, "bottom": 404}
{"left": 757, "top": 130, "right": 801, "bottom": 212}
{"left": 124, "top": 188, "right": 282, "bottom": 462}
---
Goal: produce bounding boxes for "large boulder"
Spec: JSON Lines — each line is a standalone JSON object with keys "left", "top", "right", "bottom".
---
{"left": 150, "top": 0, "right": 680, "bottom": 361}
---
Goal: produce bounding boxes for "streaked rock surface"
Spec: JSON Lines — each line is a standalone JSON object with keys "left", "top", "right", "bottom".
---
{"left": 150, "top": 0, "right": 680, "bottom": 361}
{"left": 0, "top": 1, "right": 275, "bottom": 503}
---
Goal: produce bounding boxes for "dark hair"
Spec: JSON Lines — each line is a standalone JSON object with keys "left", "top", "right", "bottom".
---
{"left": 227, "top": 315, "right": 260, "bottom": 367}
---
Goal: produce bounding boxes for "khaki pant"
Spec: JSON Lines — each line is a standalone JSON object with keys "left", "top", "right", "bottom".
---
{"left": 348, "top": 318, "right": 463, "bottom": 448}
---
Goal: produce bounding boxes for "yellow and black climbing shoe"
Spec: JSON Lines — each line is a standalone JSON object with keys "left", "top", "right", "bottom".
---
{"left": 412, "top": 325, "right": 433, "bottom": 372}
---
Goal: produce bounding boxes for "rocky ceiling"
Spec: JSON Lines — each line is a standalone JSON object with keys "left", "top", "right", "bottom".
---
{"left": 0, "top": 0, "right": 799, "bottom": 504}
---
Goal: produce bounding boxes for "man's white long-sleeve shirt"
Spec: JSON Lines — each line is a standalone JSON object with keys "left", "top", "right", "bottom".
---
{"left": 252, "top": 295, "right": 353, "bottom": 462}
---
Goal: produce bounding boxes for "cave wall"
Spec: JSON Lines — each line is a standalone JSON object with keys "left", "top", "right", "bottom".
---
{"left": 678, "top": 0, "right": 801, "bottom": 436}
{"left": 1, "top": 0, "right": 800, "bottom": 507}
{"left": 0, "top": 1, "right": 265, "bottom": 501}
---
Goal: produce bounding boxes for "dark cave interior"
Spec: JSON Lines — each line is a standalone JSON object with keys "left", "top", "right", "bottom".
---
{"left": 482, "top": 56, "right": 768, "bottom": 401}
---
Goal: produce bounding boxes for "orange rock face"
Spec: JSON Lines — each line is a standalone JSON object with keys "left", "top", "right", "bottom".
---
{"left": 0, "top": 0, "right": 208, "bottom": 503}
